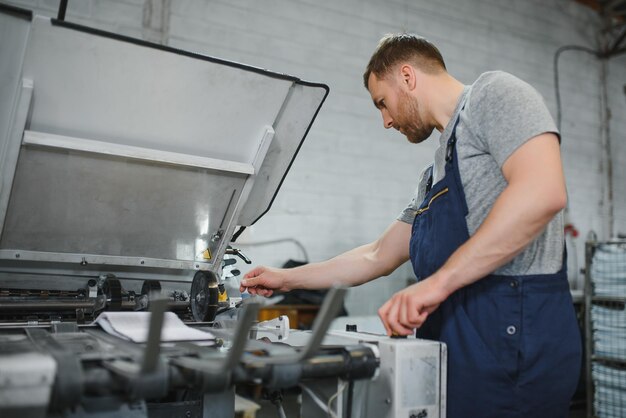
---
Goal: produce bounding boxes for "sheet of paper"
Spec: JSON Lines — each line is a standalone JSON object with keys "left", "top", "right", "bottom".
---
{"left": 95, "top": 311, "right": 215, "bottom": 343}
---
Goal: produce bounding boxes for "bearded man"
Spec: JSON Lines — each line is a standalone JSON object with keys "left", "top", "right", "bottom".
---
{"left": 241, "top": 34, "right": 581, "bottom": 418}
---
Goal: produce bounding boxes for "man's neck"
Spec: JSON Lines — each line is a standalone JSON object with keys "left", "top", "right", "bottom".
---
{"left": 429, "top": 75, "right": 466, "bottom": 132}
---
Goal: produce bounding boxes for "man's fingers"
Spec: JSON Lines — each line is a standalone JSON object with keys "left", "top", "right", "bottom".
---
{"left": 385, "top": 298, "right": 405, "bottom": 335}
{"left": 415, "top": 310, "right": 429, "bottom": 328}
{"left": 385, "top": 294, "right": 420, "bottom": 335}
{"left": 399, "top": 295, "right": 410, "bottom": 327}
{"left": 404, "top": 296, "right": 429, "bottom": 328}
{"left": 243, "top": 267, "right": 266, "bottom": 280}
{"left": 405, "top": 303, "right": 421, "bottom": 327}
{"left": 240, "top": 275, "right": 263, "bottom": 288}
{"left": 425, "top": 304, "right": 439, "bottom": 315}
{"left": 256, "top": 288, "right": 272, "bottom": 297}
{"left": 378, "top": 279, "right": 445, "bottom": 336}
{"left": 378, "top": 302, "right": 392, "bottom": 336}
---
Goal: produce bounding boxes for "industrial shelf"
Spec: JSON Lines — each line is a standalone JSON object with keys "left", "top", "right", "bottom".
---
{"left": 585, "top": 240, "right": 626, "bottom": 418}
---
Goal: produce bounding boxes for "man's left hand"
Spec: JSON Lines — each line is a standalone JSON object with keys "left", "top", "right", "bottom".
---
{"left": 378, "top": 275, "right": 448, "bottom": 336}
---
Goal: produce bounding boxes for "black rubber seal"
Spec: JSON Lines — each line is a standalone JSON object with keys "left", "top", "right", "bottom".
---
{"left": 0, "top": 2, "right": 33, "bottom": 20}
{"left": 50, "top": 18, "right": 321, "bottom": 85}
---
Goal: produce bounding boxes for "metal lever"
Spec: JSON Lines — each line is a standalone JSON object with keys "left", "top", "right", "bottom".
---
{"left": 225, "top": 303, "right": 260, "bottom": 370}
{"left": 170, "top": 303, "right": 260, "bottom": 392}
{"left": 225, "top": 246, "right": 252, "bottom": 264}
{"left": 141, "top": 296, "right": 168, "bottom": 374}
{"left": 236, "top": 287, "right": 348, "bottom": 390}
{"left": 101, "top": 294, "right": 169, "bottom": 399}
{"left": 299, "top": 286, "right": 347, "bottom": 360}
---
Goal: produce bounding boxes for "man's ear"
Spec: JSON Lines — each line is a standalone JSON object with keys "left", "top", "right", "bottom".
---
{"left": 399, "top": 64, "right": 417, "bottom": 91}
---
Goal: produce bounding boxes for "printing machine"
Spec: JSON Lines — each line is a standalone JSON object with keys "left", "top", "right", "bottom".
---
{"left": 0, "top": 4, "right": 446, "bottom": 417}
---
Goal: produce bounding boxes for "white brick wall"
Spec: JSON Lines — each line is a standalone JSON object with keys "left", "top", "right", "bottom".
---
{"left": 6, "top": 0, "right": 626, "bottom": 314}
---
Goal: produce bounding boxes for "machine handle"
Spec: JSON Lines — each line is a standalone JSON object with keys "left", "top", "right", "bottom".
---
{"left": 225, "top": 246, "right": 252, "bottom": 264}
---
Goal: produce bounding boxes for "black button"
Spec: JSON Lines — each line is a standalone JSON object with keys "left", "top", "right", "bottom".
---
{"left": 510, "top": 280, "right": 518, "bottom": 288}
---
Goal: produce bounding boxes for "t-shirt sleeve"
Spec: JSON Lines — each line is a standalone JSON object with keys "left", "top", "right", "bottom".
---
{"left": 397, "top": 164, "right": 433, "bottom": 224}
{"left": 468, "top": 72, "right": 559, "bottom": 167}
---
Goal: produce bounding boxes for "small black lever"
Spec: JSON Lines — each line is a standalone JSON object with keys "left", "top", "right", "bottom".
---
{"left": 225, "top": 246, "right": 251, "bottom": 264}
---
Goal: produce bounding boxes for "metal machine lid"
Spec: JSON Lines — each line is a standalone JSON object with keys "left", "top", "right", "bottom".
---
{"left": 0, "top": 12, "right": 329, "bottom": 274}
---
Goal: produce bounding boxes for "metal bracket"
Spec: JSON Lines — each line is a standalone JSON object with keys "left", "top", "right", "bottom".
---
{"left": 255, "top": 315, "right": 290, "bottom": 342}
{"left": 22, "top": 130, "right": 254, "bottom": 175}
{"left": 245, "top": 286, "right": 348, "bottom": 366}
{"left": 211, "top": 126, "right": 275, "bottom": 266}
{"left": 0, "top": 78, "right": 33, "bottom": 237}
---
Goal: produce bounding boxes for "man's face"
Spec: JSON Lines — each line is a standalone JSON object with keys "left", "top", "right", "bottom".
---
{"left": 368, "top": 72, "right": 433, "bottom": 144}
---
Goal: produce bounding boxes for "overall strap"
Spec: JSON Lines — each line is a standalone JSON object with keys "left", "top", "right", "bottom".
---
{"left": 424, "top": 165, "right": 434, "bottom": 194}
{"left": 445, "top": 99, "right": 468, "bottom": 163}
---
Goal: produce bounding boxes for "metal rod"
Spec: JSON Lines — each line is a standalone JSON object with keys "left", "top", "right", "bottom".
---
{"left": 584, "top": 240, "right": 595, "bottom": 418}
{"left": 23, "top": 130, "right": 254, "bottom": 175}
{"left": 299, "top": 286, "right": 347, "bottom": 361}
{"left": 225, "top": 302, "right": 259, "bottom": 371}
{"left": 0, "top": 300, "right": 95, "bottom": 310}
{"left": 346, "top": 380, "right": 354, "bottom": 418}
{"left": 599, "top": 59, "right": 614, "bottom": 238}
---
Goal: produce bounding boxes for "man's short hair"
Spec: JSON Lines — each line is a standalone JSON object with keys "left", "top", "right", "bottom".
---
{"left": 363, "top": 34, "right": 446, "bottom": 89}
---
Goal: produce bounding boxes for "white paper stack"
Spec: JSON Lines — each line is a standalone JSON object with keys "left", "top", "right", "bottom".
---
{"left": 593, "top": 363, "right": 626, "bottom": 418}
{"left": 592, "top": 244, "right": 626, "bottom": 297}
{"left": 95, "top": 311, "right": 215, "bottom": 343}
{"left": 592, "top": 304, "right": 626, "bottom": 359}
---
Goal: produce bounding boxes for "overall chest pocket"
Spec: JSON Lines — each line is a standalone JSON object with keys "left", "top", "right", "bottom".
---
{"left": 410, "top": 187, "right": 450, "bottom": 277}
{"left": 415, "top": 187, "right": 449, "bottom": 217}
{"left": 410, "top": 184, "right": 469, "bottom": 280}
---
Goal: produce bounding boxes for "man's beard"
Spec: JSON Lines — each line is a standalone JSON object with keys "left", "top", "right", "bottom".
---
{"left": 396, "top": 90, "right": 433, "bottom": 144}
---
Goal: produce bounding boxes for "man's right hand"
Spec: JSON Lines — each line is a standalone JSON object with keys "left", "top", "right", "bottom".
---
{"left": 239, "top": 266, "right": 289, "bottom": 297}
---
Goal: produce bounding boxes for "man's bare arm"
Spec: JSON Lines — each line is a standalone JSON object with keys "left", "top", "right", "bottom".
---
{"left": 240, "top": 220, "right": 412, "bottom": 296}
{"left": 436, "top": 132, "right": 566, "bottom": 292}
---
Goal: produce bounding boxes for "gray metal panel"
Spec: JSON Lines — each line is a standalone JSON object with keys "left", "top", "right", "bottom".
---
{"left": 22, "top": 17, "right": 292, "bottom": 165}
{"left": 0, "top": 11, "right": 31, "bottom": 236}
{"left": 1, "top": 146, "right": 246, "bottom": 263}
{"left": 0, "top": 11, "right": 29, "bottom": 162}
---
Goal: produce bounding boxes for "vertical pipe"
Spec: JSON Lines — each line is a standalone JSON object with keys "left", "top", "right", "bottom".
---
{"left": 584, "top": 240, "right": 595, "bottom": 418}
{"left": 57, "top": 0, "right": 68, "bottom": 21}
{"left": 599, "top": 58, "right": 613, "bottom": 239}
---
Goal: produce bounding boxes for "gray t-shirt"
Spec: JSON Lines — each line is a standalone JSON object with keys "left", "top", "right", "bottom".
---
{"left": 398, "top": 71, "right": 563, "bottom": 275}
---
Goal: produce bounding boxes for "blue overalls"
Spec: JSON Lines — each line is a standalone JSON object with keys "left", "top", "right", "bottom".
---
{"left": 409, "top": 108, "right": 582, "bottom": 418}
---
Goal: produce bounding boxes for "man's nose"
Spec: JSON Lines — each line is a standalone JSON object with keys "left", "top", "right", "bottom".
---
{"left": 382, "top": 109, "right": 393, "bottom": 129}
